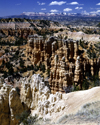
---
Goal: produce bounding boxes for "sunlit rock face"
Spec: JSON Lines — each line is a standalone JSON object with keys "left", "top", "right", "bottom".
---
{"left": 26, "top": 35, "right": 100, "bottom": 94}
{"left": 9, "top": 88, "right": 26, "bottom": 125}
{"left": 67, "top": 31, "right": 100, "bottom": 42}
{"left": 0, "top": 84, "right": 12, "bottom": 125}
{"left": 1, "top": 74, "right": 100, "bottom": 124}
{"left": 25, "top": 74, "right": 63, "bottom": 117}
{"left": 0, "top": 74, "right": 64, "bottom": 124}
{"left": 20, "top": 74, "right": 51, "bottom": 114}
{"left": 0, "top": 80, "right": 29, "bottom": 125}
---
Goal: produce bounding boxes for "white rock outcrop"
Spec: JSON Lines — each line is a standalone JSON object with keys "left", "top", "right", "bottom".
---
{"left": 68, "top": 31, "right": 100, "bottom": 43}
{"left": 0, "top": 74, "right": 64, "bottom": 124}
{"left": 1, "top": 74, "right": 100, "bottom": 124}
{"left": 16, "top": 74, "right": 63, "bottom": 121}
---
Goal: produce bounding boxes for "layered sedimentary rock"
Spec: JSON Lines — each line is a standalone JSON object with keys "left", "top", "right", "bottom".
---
{"left": 0, "top": 28, "right": 34, "bottom": 39}
{"left": 0, "top": 22, "right": 31, "bottom": 29}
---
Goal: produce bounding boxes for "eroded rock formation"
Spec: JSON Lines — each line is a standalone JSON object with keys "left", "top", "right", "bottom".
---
{"left": 0, "top": 28, "right": 34, "bottom": 39}
{"left": 0, "top": 74, "right": 64, "bottom": 125}
{"left": 26, "top": 35, "right": 100, "bottom": 94}
{"left": 1, "top": 74, "right": 100, "bottom": 124}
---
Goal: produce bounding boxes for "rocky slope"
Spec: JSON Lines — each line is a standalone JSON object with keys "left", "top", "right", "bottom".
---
{"left": 67, "top": 31, "right": 100, "bottom": 43}
{"left": 0, "top": 18, "right": 63, "bottom": 29}
{"left": 0, "top": 74, "right": 100, "bottom": 125}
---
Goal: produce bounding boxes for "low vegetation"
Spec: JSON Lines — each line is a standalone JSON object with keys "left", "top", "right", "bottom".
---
{"left": 56, "top": 101, "right": 100, "bottom": 124}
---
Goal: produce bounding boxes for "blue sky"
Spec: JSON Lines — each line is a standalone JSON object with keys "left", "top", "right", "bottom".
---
{"left": 0, "top": 0, "right": 100, "bottom": 16}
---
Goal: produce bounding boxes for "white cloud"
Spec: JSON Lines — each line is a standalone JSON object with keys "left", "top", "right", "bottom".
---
{"left": 96, "top": 3, "right": 100, "bottom": 5}
{"left": 37, "top": 2, "right": 45, "bottom": 5}
{"left": 39, "top": 12, "right": 45, "bottom": 14}
{"left": 41, "top": 3, "right": 45, "bottom": 5}
{"left": 22, "top": 12, "right": 35, "bottom": 16}
{"left": 63, "top": 8, "right": 72, "bottom": 12}
{"left": 82, "top": 10, "right": 89, "bottom": 15}
{"left": 41, "top": 8, "right": 46, "bottom": 10}
{"left": 97, "top": 10, "right": 100, "bottom": 13}
{"left": 50, "top": 13, "right": 55, "bottom": 15}
{"left": 90, "top": 10, "right": 100, "bottom": 14}
{"left": 49, "top": 1, "right": 66, "bottom": 5}
{"left": 67, "top": 2, "right": 84, "bottom": 5}
{"left": 50, "top": 9, "right": 59, "bottom": 13}
{"left": 70, "top": 2, "right": 79, "bottom": 5}
{"left": 75, "top": 7, "right": 83, "bottom": 10}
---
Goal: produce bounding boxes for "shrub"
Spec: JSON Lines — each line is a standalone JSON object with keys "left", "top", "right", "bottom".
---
{"left": 16, "top": 110, "right": 30, "bottom": 125}
{"left": 59, "top": 28, "right": 63, "bottom": 31}
{"left": 40, "top": 64, "right": 45, "bottom": 73}
{"left": 57, "top": 115, "right": 68, "bottom": 123}
{"left": 8, "top": 67, "right": 14, "bottom": 75}
{"left": 46, "top": 69, "right": 50, "bottom": 77}
{"left": 16, "top": 112, "right": 37, "bottom": 125}
{"left": 34, "top": 65, "right": 39, "bottom": 71}
{"left": 20, "top": 59, "right": 25, "bottom": 67}
{"left": 15, "top": 87, "right": 20, "bottom": 96}
{"left": 27, "top": 114, "right": 38, "bottom": 125}
{"left": 5, "top": 49, "right": 9, "bottom": 53}
{"left": 82, "top": 79, "right": 90, "bottom": 90}
{"left": 3, "top": 71, "right": 7, "bottom": 78}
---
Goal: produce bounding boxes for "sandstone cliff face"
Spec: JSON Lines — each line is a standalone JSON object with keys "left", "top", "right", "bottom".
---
{"left": 0, "top": 82, "right": 28, "bottom": 125}
{"left": 0, "top": 85, "right": 11, "bottom": 125}
{"left": 9, "top": 88, "right": 25, "bottom": 125}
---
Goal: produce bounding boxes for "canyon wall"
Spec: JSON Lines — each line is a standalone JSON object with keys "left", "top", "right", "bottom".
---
{"left": 26, "top": 35, "right": 100, "bottom": 94}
